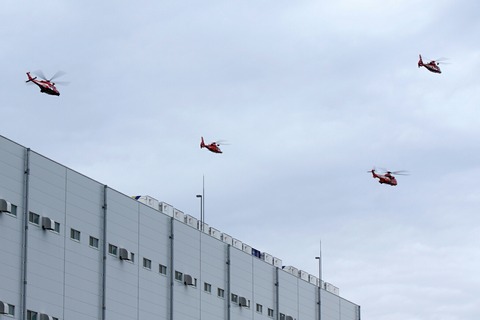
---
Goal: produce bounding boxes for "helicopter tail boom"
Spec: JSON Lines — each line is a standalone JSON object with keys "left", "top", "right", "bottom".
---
{"left": 418, "top": 54, "right": 423, "bottom": 67}
{"left": 25, "top": 72, "right": 37, "bottom": 83}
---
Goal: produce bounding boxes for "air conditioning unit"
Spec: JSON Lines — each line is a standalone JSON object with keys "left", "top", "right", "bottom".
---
{"left": 0, "top": 199, "right": 12, "bottom": 213}
{"left": 242, "top": 243, "right": 252, "bottom": 254}
{"left": 209, "top": 227, "right": 221, "bottom": 240}
{"left": 221, "top": 233, "right": 233, "bottom": 245}
{"left": 238, "top": 296, "right": 248, "bottom": 307}
{"left": 159, "top": 202, "right": 174, "bottom": 216}
{"left": 325, "top": 282, "right": 340, "bottom": 295}
{"left": 42, "top": 217, "right": 55, "bottom": 230}
{"left": 0, "top": 301, "right": 8, "bottom": 314}
{"left": 39, "top": 314, "right": 54, "bottom": 320}
{"left": 283, "top": 265, "right": 298, "bottom": 275}
{"left": 184, "top": 274, "right": 194, "bottom": 286}
{"left": 286, "top": 316, "right": 294, "bottom": 320}
{"left": 173, "top": 209, "right": 185, "bottom": 221}
{"left": 119, "top": 248, "right": 131, "bottom": 261}
{"left": 133, "top": 195, "right": 160, "bottom": 210}
{"left": 262, "top": 252, "right": 273, "bottom": 264}
{"left": 232, "top": 238, "right": 243, "bottom": 250}
{"left": 299, "top": 270, "right": 309, "bottom": 281}
{"left": 184, "top": 214, "right": 198, "bottom": 228}
{"left": 273, "top": 257, "right": 282, "bottom": 267}
{"left": 197, "top": 221, "right": 209, "bottom": 233}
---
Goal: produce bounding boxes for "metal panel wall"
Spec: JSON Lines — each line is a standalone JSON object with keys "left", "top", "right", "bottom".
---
{"left": 138, "top": 203, "right": 170, "bottom": 320}
{"left": 26, "top": 152, "right": 67, "bottom": 320}
{"left": 104, "top": 188, "right": 140, "bottom": 320}
{"left": 0, "top": 134, "right": 361, "bottom": 320}
{"left": 199, "top": 233, "right": 227, "bottom": 320}
{"left": 0, "top": 137, "right": 25, "bottom": 317}
{"left": 64, "top": 169, "right": 104, "bottom": 320}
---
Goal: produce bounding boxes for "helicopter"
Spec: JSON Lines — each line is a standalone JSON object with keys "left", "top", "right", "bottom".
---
{"left": 26, "top": 71, "right": 66, "bottom": 96}
{"left": 200, "top": 137, "right": 226, "bottom": 154}
{"left": 369, "top": 169, "right": 408, "bottom": 186}
{"left": 418, "top": 54, "right": 444, "bottom": 74}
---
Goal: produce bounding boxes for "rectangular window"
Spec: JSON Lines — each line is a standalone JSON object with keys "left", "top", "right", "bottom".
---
{"left": 53, "top": 221, "right": 60, "bottom": 233}
{"left": 8, "top": 204, "right": 17, "bottom": 217}
{"left": 231, "top": 293, "right": 238, "bottom": 303}
{"left": 159, "top": 264, "right": 167, "bottom": 275}
{"left": 108, "top": 244, "right": 118, "bottom": 255}
{"left": 175, "top": 271, "right": 183, "bottom": 281}
{"left": 70, "top": 228, "right": 81, "bottom": 241}
{"left": 7, "top": 303, "right": 15, "bottom": 316}
{"left": 89, "top": 236, "right": 99, "bottom": 248}
{"left": 268, "top": 308, "right": 274, "bottom": 317}
{"left": 28, "top": 212, "right": 40, "bottom": 225}
{"left": 143, "top": 258, "right": 152, "bottom": 269}
{"left": 280, "top": 313, "right": 286, "bottom": 320}
{"left": 204, "top": 282, "right": 212, "bottom": 293}
{"left": 27, "top": 310, "right": 38, "bottom": 320}
{"left": 217, "top": 288, "right": 225, "bottom": 298}
{"left": 130, "top": 252, "right": 135, "bottom": 263}
{"left": 256, "top": 303, "right": 263, "bottom": 313}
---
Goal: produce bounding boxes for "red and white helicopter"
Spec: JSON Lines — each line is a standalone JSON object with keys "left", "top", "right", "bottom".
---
{"left": 200, "top": 137, "right": 227, "bottom": 154}
{"left": 26, "top": 71, "right": 66, "bottom": 96}
{"left": 418, "top": 54, "right": 446, "bottom": 74}
{"left": 369, "top": 168, "right": 408, "bottom": 186}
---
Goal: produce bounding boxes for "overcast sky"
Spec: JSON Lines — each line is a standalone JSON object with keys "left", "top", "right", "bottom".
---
{"left": 2, "top": 1, "right": 480, "bottom": 319}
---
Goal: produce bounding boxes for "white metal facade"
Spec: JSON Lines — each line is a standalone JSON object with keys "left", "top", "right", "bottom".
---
{"left": 0, "top": 135, "right": 360, "bottom": 320}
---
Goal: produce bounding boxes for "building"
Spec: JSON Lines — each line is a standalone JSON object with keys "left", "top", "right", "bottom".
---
{"left": 0, "top": 134, "right": 360, "bottom": 320}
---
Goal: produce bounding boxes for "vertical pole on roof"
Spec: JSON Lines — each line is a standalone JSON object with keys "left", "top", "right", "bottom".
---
{"left": 202, "top": 175, "right": 205, "bottom": 230}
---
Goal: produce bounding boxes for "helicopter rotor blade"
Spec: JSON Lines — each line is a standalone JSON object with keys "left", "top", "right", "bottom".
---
{"left": 215, "top": 140, "right": 230, "bottom": 145}
{"left": 52, "top": 81, "right": 70, "bottom": 86}
{"left": 33, "top": 70, "right": 47, "bottom": 80}
{"left": 391, "top": 170, "right": 409, "bottom": 175}
{"left": 49, "top": 71, "right": 66, "bottom": 81}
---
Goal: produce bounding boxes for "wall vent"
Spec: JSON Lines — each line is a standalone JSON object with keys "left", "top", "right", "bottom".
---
{"left": 119, "top": 248, "right": 131, "bottom": 261}
{"left": 238, "top": 296, "right": 248, "bottom": 307}
{"left": 0, "top": 301, "right": 8, "bottom": 314}
{"left": 0, "top": 199, "right": 11, "bottom": 213}
{"left": 184, "top": 274, "right": 194, "bottom": 286}
{"left": 41, "top": 217, "right": 55, "bottom": 230}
